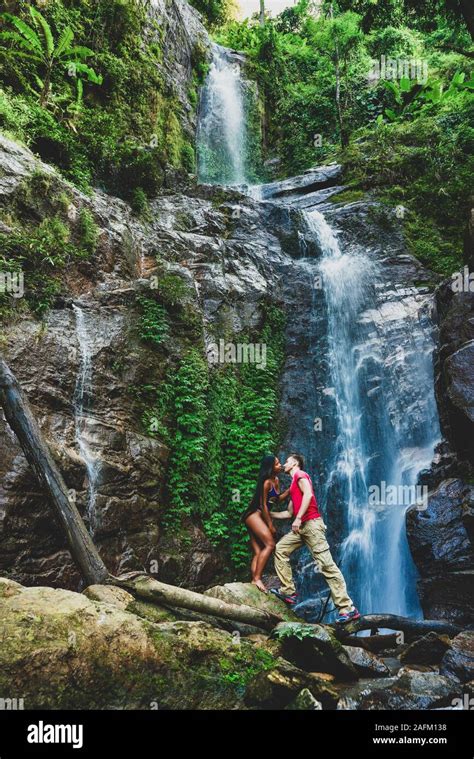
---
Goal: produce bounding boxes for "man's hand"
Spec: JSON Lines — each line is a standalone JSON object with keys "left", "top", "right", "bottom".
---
{"left": 292, "top": 517, "right": 302, "bottom": 533}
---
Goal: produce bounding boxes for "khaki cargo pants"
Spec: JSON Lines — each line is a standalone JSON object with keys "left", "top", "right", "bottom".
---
{"left": 274, "top": 517, "right": 353, "bottom": 613}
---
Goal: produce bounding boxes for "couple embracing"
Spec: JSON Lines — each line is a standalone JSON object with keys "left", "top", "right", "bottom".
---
{"left": 242, "top": 453, "right": 360, "bottom": 625}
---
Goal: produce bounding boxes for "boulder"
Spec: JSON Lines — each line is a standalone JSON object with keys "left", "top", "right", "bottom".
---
{"left": 445, "top": 341, "right": 474, "bottom": 426}
{"left": 285, "top": 688, "right": 323, "bottom": 710}
{"left": 338, "top": 669, "right": 460, "bottom": 710}
{"left": 272, "top": 622, "right": 359, "bottom": 681}
{"left": 406, "top": 479, "right": 474, "bottom": 624}
{"left": 440, "top": 631, "right": 474, "bottom": 683}
{"left": 0, "top": 579, "right": 307, "bottom": 709}
{"left": 343, "top": 646, "right": 391, "bottom": 677}
{"left": 204, "top": 582, "right": 299, "bottom": 622}
{"left": 407, "top": 479, "right": 474, "bottom": 575}
{"left": 400, "top": 631, "right": 451, "bottom": 665}
{"left": 435, "top": 280, "right": 474, "bottom": 466}
{"left": 245, "top": 658, "right": 339, "bottom": 709}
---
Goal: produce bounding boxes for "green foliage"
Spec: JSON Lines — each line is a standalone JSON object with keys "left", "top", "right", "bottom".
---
{"left": 136, "top": 299, "right": 286, "bottom": 569}
{"left": 0, "top": 5, "right": 102, "bottom": 109}
{"left": 189, "top": 0, "right": 235, "bottom": 30}
{"left": 77, "top": 207, "right": 99, "bottom": 256}
{"left": 0, "top": 0, "right": 201, "bottom": 194}
{"left": 165, "top": 349, "right": 210, "bottom": 525}
{"left": 130, "top": 187, "right": 151, "bottom": 219}
{"left": 272, "top": 623, "right": 317, "bottom": 641}
{"left": 137, "top": 296, "right": 170, "bottom": 346}
{"left": 0, "top": 208, "right": 95, "bottom": 318}
{"left": 153, "top": 271, "right": 194, "bottom": 308}
{"left": 203, "top": 303, "right": 286, "bottom": 568}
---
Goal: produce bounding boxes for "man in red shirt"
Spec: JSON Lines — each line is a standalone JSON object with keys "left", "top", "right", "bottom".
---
{"left": 270, "top": 452, "right": 360, "bottom": 624}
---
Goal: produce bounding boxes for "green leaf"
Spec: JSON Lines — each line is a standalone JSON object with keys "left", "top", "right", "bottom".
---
{"left": 54, "top": 26, "right": 74, "bottom": 59}
{"left": 384, "top": 108, "right": 398, "bottom": 121}
{"left": 29, "top": 7, "right": 54, "bottom": 58}
{"left": 64, "top": 45, "right": 94, "bottom": 59}
{"left": 399, "top": 77, "right": 412, "bottom": 92}
{"left": 0, "top": 12, "right": 42, "bottom": 52}
{"left": 65, "top": 60, "right": 102, "bottom": 84}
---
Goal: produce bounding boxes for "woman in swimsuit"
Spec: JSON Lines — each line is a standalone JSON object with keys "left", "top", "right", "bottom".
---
{"left": 242, "top": 454, "right": 289, "bottom": 592}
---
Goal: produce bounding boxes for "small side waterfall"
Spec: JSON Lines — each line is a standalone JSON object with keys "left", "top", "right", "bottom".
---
{"left": 73, "top": 304, "right": 100, "bottom": 536}
{"left": 197, "top": 44, "right": 248, "bottom": 185}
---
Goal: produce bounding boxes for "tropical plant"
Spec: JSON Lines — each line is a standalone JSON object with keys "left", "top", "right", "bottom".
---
{"left": 382, "top": 70, "right": 474, "bottom": 121}
{"left": 0, "top": 6, "right": 102, "bottom": 108}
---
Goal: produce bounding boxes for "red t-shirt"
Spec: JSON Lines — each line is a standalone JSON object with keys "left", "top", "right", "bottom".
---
{"left": 290, "top": 470, "right": 321, "bottom": 522}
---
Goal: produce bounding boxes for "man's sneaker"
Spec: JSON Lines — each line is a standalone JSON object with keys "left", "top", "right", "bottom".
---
{"left": 269, "top": 588, "right": 298, "bottom": 605}
{"left": 335, "top": 607, "right": 361, "bottom": 624}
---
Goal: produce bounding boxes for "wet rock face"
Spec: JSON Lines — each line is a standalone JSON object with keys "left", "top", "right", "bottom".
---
{"left": 0, "top": 137, "right": 286, "bottom": 590}
{"left": 435, "top": 280, "right": 474, "bottom": 469}
{"left": 399, "top": 632, "right": 452, "bottom": 665}
{"left": 146, "top": 0, "right": 209, "bottom": 146}
{"left": 406, "top": 479, "right": 474, "bottom": 625}
{"left": 343, "top": 646, "right": 391, "bottom": 678}
{"left": 440, "top": 631, "right": 474, "bottom": 683}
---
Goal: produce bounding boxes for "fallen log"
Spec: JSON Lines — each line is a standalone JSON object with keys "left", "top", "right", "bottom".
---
{"left": 0, "top": 356, "right": 109, "bottom": 586}
{"left": 108, "top": 572, "right": 281, "bottom": 632}
{"left": 331, "top": 614, "right": 463, "bottom": 640}
{"left": 341, "top": 633, "right": 400, "bottom": 653}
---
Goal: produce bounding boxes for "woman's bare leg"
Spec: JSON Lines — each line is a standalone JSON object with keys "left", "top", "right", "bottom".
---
{"left": 245, "top": 512, "right": 275, "bottom": 592}
{"left": 248, "top": 531, "right": 262, "bottom": 581}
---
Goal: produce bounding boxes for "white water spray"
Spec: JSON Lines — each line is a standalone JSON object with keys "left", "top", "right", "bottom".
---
{"left": 73, "top": 304, "right": 100, "bottom": 536}
{"left": 305, "top": 209, "right": 440, "bottom": 616}
{"left": 197, "top": 44, "right": 247, "bottom": 184}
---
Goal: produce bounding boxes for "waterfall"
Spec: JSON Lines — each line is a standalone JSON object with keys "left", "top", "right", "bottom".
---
{"left": 197, "top": 44, "right": 248, "bottom": 185}
{"left": 196, "top": 45, "right": 442, "bottom": 618}
{"left": 305, "top": 209, "right": 440, "bottom": 617}
{"left": 73, "top": 304, "right": 100, "bottom": 536}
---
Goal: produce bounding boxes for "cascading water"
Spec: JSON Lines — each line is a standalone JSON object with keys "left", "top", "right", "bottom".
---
{"left": 197, "top": 47, "right": 441, "bottom": 618}
{"left": 304, "top": 209, "right": 440, "bottom": 617}
{"left": 73, "top": 304, "right": 100, "bottom": 536}
{"left": 197, "top": 44, "right": 248, "bottom": 185}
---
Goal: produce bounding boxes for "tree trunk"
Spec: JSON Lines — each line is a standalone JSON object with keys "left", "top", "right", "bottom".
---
{"left": 108, "top": 572, "right": 281, "bottom": 631}
{"left": 331, "top": 613, "right": 463, "bottom": 640}
{"left": 0, "top": 357, "right": 109, "bottom": 586}
{"left": 329, "top": 4, "right": 348, "bottom": 148}
{"left": 259, "top": 0, "right": 265, "bottom": 27}
{"left": 457, "top": 0, "right": 474, "bottom": 40}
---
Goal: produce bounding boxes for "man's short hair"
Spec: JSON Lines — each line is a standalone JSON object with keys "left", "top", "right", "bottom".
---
{"left": 290, "top": 452, "right": 305, "bottom": 469}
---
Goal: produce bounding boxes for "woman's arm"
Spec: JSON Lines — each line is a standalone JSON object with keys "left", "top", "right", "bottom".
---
{"left": 270, "top": 500, "right": 294, "bottom": 519}
{"left": 261, "top": 481, "right": 276, "bottom": 533}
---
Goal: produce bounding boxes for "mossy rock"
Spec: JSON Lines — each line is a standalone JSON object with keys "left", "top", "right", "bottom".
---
{"left": 271, "top": 622, "right": 359, "bottom": 682}
{"left": 204, "top": 582, "right": 300, "bottom": 623}
{"left": 1, "top": 579, "right": 292, "bottom": 709}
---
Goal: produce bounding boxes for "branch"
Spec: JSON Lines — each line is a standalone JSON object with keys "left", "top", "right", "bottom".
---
{"left": 330, "top": 613, "right": 463, "bottom": 640}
